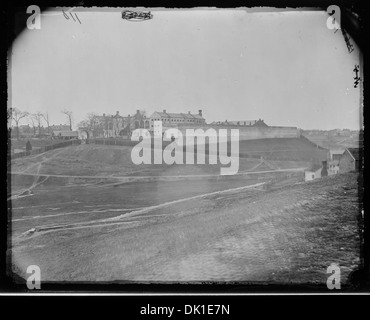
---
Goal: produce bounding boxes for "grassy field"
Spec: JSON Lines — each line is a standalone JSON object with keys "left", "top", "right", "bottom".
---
{"left": 7, "top": 142, "right": 363, "bottom": 286}
{"left": 238, "top": 137, "right": 328, "bottom": 161}
{"left": 9, "top": 143, "right": 308, "bottom": 235}
{"left": 9, "top": 143, "right": 310, "bottom": 178}
{"left": 9, "top": 172, "right": 362, "bottom": 285}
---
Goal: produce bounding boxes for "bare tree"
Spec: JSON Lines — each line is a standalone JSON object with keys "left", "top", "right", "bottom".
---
{"left": 28, "top": 116, "right": 37, "bottom": 136}
{"left": 61, "top": 109, "right": 73, "bottom": 131}
{"left": 78, "top": 113, "right": 103, "bottom": 138}
{"left": 33, "top": 112, "right": 43, "bottom": 138}
{"left": 11, "top": 107, "right": 29, "bottom": 140}
{"left": 41, "top": 112, "right": 51, "bottom": 137}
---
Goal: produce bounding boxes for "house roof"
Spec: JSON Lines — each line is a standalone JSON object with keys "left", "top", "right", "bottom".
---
{"left": 53, "top": 131, "right": 78, "bottom": 137}
{"left": 210, "top": 120, "right": 265, "bottom": 126}
{"left": 151, "top": 111, "right": 204, "bottom": 120}
{"left": 347, "top": 148, "right": 361, "bottom": 161}
{"left": 180, "top": 113, "right": 195, "bottom": 119}
{"left": 192, "top": 114, "right": 204, "bottom": 119}
{"left": 310, "top": 163, "right": 323, "bottom": 171}
{"left": 96, "top": 114, "right": 126, "bottom": 120}
{"left": 50, "top": 125, "right": 70, "bottom": 128}
{"left": 330, "top": 149, "right": 345, "bottom": 155}
{"left": 226, "top": 120, "right": 258, "bottom": 125}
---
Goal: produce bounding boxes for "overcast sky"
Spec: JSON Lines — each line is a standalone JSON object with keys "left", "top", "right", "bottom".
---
{"left": 10, "top": 8, "right": 361, "bottom": 130}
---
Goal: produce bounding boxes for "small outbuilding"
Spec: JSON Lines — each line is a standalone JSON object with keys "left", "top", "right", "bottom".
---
{"left": 339, "top": 148, "right": 361, "bottom": 173}
{"left": 305, "top": 163, "right": 323, "bottom": 182}
{"left": 53, "top": 130, "right": 79, "bottom": 140}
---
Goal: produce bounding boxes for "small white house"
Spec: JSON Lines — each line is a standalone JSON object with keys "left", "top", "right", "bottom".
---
{"left": 53, "top": 130, "right": 79, "bottom": 140}
{"left": 304, "top": 164, "right": 322, "bottom": 182}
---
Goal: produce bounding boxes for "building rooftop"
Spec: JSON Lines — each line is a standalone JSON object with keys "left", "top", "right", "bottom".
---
{"left": 152, "top": 110, "right": 204, "bottom": 120}
{"left": 53, "top": 131, "right": 79, "bottom": 137}
{"left": 211, "top": 119, "right": 268, "bottom": 126}
{"left": 347, "top": 148, "right": 361, "bottom": 161}
{"left": 330, "top": 149, "right": 345, "bottom": 153}
{"left": 309, "top": 163, "right": 323, "bottom": 171}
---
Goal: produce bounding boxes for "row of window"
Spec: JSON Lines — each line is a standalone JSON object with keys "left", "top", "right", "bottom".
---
{"left": 102, "top": 121, "right": 150, "bottom": 130}
{"left": 151, "top": 118, "right": 203, "bottom": 123}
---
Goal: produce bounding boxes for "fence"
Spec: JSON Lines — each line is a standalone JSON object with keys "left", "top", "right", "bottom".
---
{"left": 87, "top": 138, "right": 137, "bottom": 147}
{"left": 9, "top": 139, "right": 81, "bottom": 160}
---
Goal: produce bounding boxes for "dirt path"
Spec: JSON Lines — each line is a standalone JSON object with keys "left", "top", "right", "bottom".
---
{"left": 14, "top": 182, "right": 265, "bottom": 236}
{"left": 16, "top": 149, "right": 64, "bottom": 174}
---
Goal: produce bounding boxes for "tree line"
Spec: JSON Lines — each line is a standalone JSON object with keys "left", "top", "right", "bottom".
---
{"left": 8, "top": 107, "right": 73, "bottom": 140}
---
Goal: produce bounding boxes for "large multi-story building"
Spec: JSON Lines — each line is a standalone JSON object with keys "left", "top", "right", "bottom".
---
{"left": 149, "top": 110, "right": 206, "bottom": 135}
{"left": 94, "top": 110, "right": 150, "bottom": 138}
{"left": 210, "top": 119, "right": 268, "bottom": 127}
{"left": 95, "top": 111, "right": 125, "bottom": 138}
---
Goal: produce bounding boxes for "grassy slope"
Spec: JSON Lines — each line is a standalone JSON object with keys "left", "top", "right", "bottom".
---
{"left": 10, "top": 172, "right": 362, "bottom": 284}
{"left": 238, "top": 137, "right": 328, "bottom": 162}
{"left": 10, "top": 138, "right": 314, "bottom": 177}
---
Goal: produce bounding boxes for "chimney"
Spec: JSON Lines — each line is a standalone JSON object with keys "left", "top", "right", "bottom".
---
{"left": 163, "top": 109, "right": 166, "bottom": 113}
{"left": 103, "top": 113, "right": 106, "bottom": 117}
{"left": 136, "top": 109, "right": 140, "bottom": 114}
{"left": 198, "top": 110, "right": 202, "bottom": 116}
{"left": 322, "top": 161, "right": 328, "bottom": 177}
{"left": 188, "top": 111, "right": 191, "bottom": 114}
{"left": 116, "top": 111, "right": 119, "bottom": 115}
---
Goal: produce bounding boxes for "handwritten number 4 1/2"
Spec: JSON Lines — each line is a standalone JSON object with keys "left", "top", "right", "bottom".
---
{"left": 63, "top": 10, "right": 81, "bottom": 24}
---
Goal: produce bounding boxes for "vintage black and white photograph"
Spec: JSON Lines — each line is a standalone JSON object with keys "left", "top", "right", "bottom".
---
{"left": 7, "top": 6, "right": 364, "bottom": 289}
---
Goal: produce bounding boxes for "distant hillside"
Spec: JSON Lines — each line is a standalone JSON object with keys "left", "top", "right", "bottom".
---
{"left": 237, "top": 136, "right": 328, "bottom": 162}
{"left": 301, "top": 133, "right": 362, "bottom": 150}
